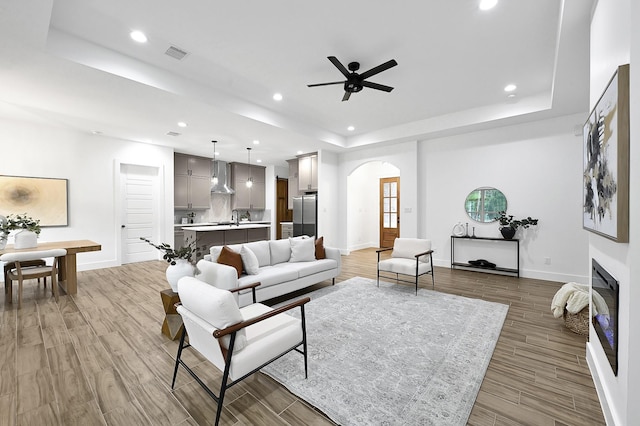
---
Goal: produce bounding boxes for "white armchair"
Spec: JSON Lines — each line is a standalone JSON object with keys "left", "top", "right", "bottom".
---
{"left": 171, "top": 276, "right": 310, "bottom": 426}
{"left": 376, "top": 238, "right": 434, "bottom": 294}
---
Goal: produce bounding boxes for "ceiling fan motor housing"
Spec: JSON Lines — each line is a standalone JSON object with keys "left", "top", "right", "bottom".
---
{"left": 345, "top": 80, "right": 363, "bottom": 92}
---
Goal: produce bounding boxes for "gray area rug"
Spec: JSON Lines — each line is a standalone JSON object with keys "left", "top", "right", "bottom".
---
{"left": 262, "top": 276, "right": 509, "bottom": 426}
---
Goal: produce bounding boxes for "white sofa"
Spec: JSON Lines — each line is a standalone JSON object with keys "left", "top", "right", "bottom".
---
{"left": 196, "top": 237, "right": 341, "bottom": 307}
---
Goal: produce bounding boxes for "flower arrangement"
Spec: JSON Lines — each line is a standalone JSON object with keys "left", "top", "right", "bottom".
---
{"left": 497, "top": 211, "right": 539, "bottom": 230}
{"left": 140, "top": 236, "right": 202, "bottom": 265}
{"left": 0, "top": 213, "right": 42, "bottom": 235}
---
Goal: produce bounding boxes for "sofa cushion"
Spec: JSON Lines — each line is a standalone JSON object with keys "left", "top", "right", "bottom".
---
{"left": 292, "top": 258, "right": 338, "bottom": 278}
{"left": 244, "top": 240, "right": 271, "bottom": 267}
{"left": 240, "top": 245, "right": 259, "bottom": 275}
{"left": 289, "top": 237, "right": 316, "bottom": 262}
{"left": 315, "top": 236, "right": 326, "bottom": 259}
{"left": 269, "top": 239, "right": 291, "bottom": 265}
{"left": 218, "top": 246, "right": 243, "bottom": 278}
{"left": 177, "top": 277, "right": 246, "bottom": 351}
{"left": 237, "top": 264, "right": 299, "bottom": 290}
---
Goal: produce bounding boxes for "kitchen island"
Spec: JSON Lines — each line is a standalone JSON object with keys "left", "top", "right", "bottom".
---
{"left": 183, "top": 223, "right": 271, "bottom": 261}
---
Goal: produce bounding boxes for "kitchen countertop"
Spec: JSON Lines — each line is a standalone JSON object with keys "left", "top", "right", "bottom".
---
{"left": 182, "top": 223, "right": 271, "bottom": 231}
{"left": 175, "top": 221, "right": 270, "bottom": 228}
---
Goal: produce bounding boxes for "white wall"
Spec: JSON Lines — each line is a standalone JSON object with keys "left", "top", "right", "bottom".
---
{"left": 346, "top": 161, "right": 400, "bottom": 251}
{"left": 0, "top": 117, "right": 175, "bottom": 270}
{"left": 337, "top": 141, "right": 418, "bottom": 253}
{"left": 422, "top": 113, "right": 589, "bottom": 282}
{"left": 587, "top": 0, "right": 639, "bottom": 425}
{"left": 318, "top": 150, "right": 339, "bottom": 248}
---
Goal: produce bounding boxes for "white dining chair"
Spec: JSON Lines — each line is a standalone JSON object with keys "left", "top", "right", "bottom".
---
{"left": 0, "top": 249, "right": 67, "bottom": 308}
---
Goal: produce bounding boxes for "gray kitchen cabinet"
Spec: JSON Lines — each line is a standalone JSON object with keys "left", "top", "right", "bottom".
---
{"left": 231, "top": 162, "right": 266, "bottom": 210}
{"left": 175, "top": 153, "right": 211, "bottom": 209}
{"left": 298, "top": 153, "right": 318, "bottom": 192}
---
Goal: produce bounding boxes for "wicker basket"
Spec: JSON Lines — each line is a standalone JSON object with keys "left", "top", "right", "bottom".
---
{"left": 563, "top": 307, "right": 589, "bottom": 335}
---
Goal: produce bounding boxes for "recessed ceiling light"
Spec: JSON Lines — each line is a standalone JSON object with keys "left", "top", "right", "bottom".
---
{"left": 91, "top": 130, "right": 102, "bottom": 135}
{"left": 257, "top": 159, "right": 262, "bottom": 163}
{"left": 504, "top": 84, "right": 517, "bottom": 92}
{"left": 347, "top": 126, "right": 355, "bottom": 132}
{"left": 130, "top": 30, "right": 148, "bottom": 43}
{"left": 273, "top": 93, "right": 283, "bottom": 101}
{"left": 177, "top": 121, "right": 187, "bottom": 128}
{"left": 479, "top": 0, "right": 498, "bottom": 11}
{"left": 297, "top": 150, "right": 303, "bottom": 155}
{"left": 253, "top": 140, "right": 260, "bottom": 145}
{"left": 507, "top": 93, "right": 516, "bottom": 98}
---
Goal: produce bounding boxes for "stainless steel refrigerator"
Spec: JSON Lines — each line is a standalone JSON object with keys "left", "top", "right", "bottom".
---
{"left": 293, "top": 194, "right": 317, "bottom": 237}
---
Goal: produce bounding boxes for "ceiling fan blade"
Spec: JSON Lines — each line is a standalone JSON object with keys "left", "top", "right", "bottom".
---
{"left": 328, "top": 56, "right": 351, "bottom": 78}
{"left": 342, "top": 91, "right": 351, "bottom": 102}
{"left": 359, "top": 59, "right": 398, "bottom": 80}
{"left": 307, "top": 81, "right": 345, "bottom": 87}
{"left": 361, "top": 80, "right": 394, "bottom": 92}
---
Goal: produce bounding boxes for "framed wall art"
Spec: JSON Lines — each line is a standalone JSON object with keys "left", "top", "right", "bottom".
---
{"left": 582, "top": 64, "right": 629, "bottom": 242}
{"left": 0, "top": 175, "right": 69, "bottom": 226}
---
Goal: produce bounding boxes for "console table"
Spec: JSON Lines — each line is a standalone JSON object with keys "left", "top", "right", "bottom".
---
{"left": 450, "top": 236, "right": 519, "bottom": 277}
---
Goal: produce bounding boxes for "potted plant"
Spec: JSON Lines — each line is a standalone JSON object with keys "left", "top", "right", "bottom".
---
{"left": 1, "top": 213, "right": 42, "bottom": 249}
{"left": 141, "top": 236, "right": 203, "bottom": 292}
{"left": 497, "top": 211, "right": 538, "bottom": 239}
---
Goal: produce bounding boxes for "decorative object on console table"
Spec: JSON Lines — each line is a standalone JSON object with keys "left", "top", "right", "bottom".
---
{"left": 451, "top": 222, "right": 465, "bottom": 237}
{"left": 497, "top": 211, "right": 538, "bottom": 240}
{"left": 0, "top": 213, "right": 42, "bottom": 249}
{"left": 582, "top": 64, "right": 630, "bottom": 243}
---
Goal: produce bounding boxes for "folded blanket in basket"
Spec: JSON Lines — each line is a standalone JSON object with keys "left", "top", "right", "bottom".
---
{"left": 550, "top": 282, "right": 609, "bottom": 318}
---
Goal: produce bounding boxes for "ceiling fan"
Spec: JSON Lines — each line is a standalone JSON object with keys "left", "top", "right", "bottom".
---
{"left": 308, "top": 56, "right": 398, "bottom": 101}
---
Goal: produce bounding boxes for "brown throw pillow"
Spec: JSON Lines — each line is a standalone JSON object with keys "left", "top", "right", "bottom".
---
{"left": 315, "top": 236, "right": 326, "bottom": 259}
{"left": 217, "top": 246, "right": 243, "bottom": 278}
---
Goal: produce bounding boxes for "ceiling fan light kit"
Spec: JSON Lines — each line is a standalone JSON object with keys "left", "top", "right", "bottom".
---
{"left": 308, "top": 56, "right": 398, "bottom": 101}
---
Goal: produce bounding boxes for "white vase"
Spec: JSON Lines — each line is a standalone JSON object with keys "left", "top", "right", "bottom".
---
{"left": 14, "top": 230, "right": 38, "bottom": 249}
{"left": 165, "top": 259, "right": 195, "bottom": 292}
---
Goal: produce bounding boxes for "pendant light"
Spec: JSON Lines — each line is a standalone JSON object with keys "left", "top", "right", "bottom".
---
{"left": 211, "top": 140, "right": 219, "bottom": 185}
{"left": 246, "top": 147, "right": 253, "bottom": 188}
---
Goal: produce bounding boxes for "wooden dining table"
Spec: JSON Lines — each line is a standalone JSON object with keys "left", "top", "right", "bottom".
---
{"left": 1, "top": 240, "right": 101, "bottom": 295}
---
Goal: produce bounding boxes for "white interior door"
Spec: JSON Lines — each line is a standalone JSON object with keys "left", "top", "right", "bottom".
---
{"left": 120, "top": 164, "right": 160, "bottom": 264}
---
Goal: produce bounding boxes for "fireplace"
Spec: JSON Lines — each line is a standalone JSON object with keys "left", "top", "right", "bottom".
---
{"left": 591, "top": 259, "right": 618, "bottom": 376}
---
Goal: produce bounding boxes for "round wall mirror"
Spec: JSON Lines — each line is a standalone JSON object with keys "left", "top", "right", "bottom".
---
{"left": 464, "top": 187, "right": 507, "bottom": 223}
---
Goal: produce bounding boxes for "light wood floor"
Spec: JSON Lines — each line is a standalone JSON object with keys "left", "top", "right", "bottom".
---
{"left": 0, "top": 248, "right": 605, "bottom": 425}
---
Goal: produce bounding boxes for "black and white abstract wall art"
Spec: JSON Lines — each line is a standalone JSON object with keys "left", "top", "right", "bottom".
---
{"left": 583, "top": 64, "right": 629, "bottom": 242}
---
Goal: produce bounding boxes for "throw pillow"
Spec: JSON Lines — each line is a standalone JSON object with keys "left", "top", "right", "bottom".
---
{"left": 217, "top": 246, "right": 243, "bottom": 278}
{"left": 240, "top": 245, "right": 260, "bottom": 275}
{"left": 289, "top": 236, "right": 316, "bottom": 262}
{"left": 315, "top": 236, "right": 326, "bottom": 259}
{"left": 269, "top": 239, "right": 292, "bottom": 264}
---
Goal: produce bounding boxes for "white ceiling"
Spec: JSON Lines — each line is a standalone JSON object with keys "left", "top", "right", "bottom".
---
{"left": 0, "top": 0, "right": 593, "bottom": 167}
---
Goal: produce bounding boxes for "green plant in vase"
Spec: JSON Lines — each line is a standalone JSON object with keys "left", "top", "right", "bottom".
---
{"left": 497, "top": 211, "right": 538, "bottom": 239}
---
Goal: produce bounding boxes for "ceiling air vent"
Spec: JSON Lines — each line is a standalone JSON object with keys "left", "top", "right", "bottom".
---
{"left": 166, "top": 131, "right": 181, "bottom": 137}
{"left": 165, "top": 45, "right": 189, "bottom": 60}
